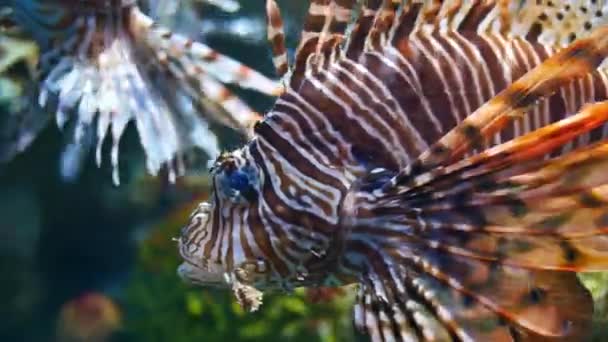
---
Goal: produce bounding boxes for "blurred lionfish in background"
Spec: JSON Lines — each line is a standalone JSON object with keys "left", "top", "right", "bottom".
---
{"left": 0, "top": 0, "right": 281, "bottom": 184}
{"left": 178, "top": 0, "right": 608, "bottom": 341}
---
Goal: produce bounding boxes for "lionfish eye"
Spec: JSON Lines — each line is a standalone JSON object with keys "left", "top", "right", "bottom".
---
{"left": 217, "top": 164, "right": 259, "bottom": 203}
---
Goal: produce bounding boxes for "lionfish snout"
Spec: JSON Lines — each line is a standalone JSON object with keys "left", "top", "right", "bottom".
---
{"left": 177, "top": 202, "right": 226, "bottom": 286}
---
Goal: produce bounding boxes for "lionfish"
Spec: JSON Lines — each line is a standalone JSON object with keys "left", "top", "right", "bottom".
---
{"left": 177, "top": 0, "right": 608, "bottom": 341}
{"left": 1, "top": 0, "right": 281, "bottom": 184}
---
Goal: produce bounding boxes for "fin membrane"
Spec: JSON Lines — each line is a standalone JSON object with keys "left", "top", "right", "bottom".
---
{"left": 355, "top": 253, "right": 592, "bottom": 341}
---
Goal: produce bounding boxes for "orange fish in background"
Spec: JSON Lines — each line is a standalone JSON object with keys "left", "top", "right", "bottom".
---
{"left": 177, "top": 0, "right": 608, "bottom": 341}
{"left": 57, "top": 292, "right": 122, "bottom": 342}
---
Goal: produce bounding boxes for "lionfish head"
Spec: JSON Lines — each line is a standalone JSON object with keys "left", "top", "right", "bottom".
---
{"left": 177, "top": 148, "right": 273, "bottom": 310}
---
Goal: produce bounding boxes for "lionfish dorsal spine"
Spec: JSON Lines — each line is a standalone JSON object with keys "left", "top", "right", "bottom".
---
{"left": 363, "top": 0, "right": 400, "bottom": 51}
{"left": 391, "top": 23, "right": 608, "bottom": 191}
{"left": 266, "top": 0, "right": 289, "bottom": 78}
{"left": 257, "top": 0, "right": 608, "bottom": 182}
{"left": 288, "top": 1, "right": 356, "bottom": 82}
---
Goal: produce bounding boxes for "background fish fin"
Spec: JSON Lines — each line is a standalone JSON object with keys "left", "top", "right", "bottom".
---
{"left": 129, "top": 8, "right": 282, "bottom": 97}
{"left": 188, "top": 71, "right": 262, "bottom": 137}
{"left": 8, "top": 2, "right": 274, "bottom": 183}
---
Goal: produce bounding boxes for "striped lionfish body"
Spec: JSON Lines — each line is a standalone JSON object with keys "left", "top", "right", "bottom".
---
{"left": 179, "top": 1, "right": 608, "bottom": 341}
{"left": 2, "top": 0, "right": 281, "bottom": 184}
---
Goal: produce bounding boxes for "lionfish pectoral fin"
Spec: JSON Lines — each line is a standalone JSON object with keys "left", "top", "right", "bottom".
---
{"left": 417, "top": 253, "right": 593, "bottom": 341}
{"left": 378, "top": 100, "right": 608, "bottom": 272}
{"left": 355, "top": 253, "right": 592, "bottom": 341}
{"left": 354, "top": 271, "right": 454, "bottom": 342}
{"left": 350, "top": 100, "right": 608, "bottom": 340}
{"left": 231, "top": 279, "right": 264, "bottom": 313}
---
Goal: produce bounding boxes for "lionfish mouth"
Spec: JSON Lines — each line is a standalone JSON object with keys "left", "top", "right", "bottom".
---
{"left": 177, "top": 202, "right": 227, "bottom": 287}
{"left": 177, "top": 262, "right": 226, "bottom": 287}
